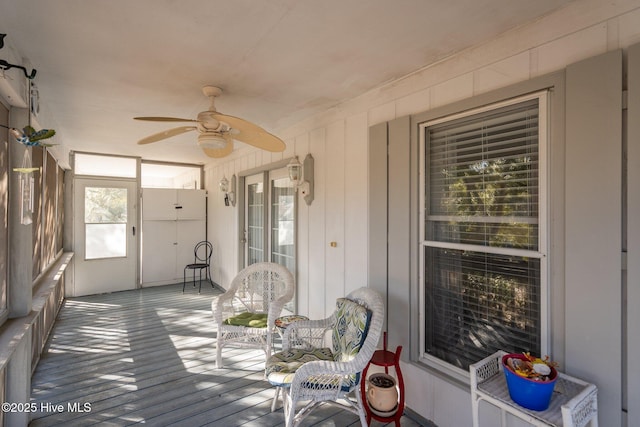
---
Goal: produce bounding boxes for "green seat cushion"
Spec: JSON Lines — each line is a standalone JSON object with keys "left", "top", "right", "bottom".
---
{"left": 265, "top": 347, "right": 335, "bottom": 386}
{"left": 223, "top": 312, "right": 268, "bottom": 328}
{"left": 265, "top": 347, "right": 361, "bottom": 391}
{"left": 265, "top": 298, "right": 371, "bottom": 392}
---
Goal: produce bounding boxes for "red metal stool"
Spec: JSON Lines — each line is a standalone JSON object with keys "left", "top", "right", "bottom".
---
{"left": 361, "top": 332, "right": 405, "bottom": 427}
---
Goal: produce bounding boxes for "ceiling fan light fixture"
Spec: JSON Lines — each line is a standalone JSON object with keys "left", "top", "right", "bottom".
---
{"left": 135, "top": 84, "right": 286, "bottom": 158}
{"left": 198, "top": 132, "right": 227, "bottom": 149}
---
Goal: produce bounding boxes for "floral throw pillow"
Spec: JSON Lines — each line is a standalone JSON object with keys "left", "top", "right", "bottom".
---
{"left": 332, "top": 298, "right": 372, "bottom": 362}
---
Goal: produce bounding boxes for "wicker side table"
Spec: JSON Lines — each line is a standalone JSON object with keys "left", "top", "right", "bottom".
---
{"left": 470, "top": 350, "right": 598, "bottom": 427}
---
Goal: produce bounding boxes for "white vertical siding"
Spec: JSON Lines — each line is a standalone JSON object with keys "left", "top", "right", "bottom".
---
{"left": 305, "top": 127, "right": 326, "bottom": 316}
{"left": 472, "top": 51, "right": 530, "bottom": 95}
{"left": 344, "top": 112, "right": 369, "bottom": 294}
{"left": 205, "top": 1, "right": 640, "bottom": 425}
{"left": 535, "top": 23, "right": 608, "bottom": 76}
{"left": 619, "top": 7, "right": 640, "bottom": 46}
{"left": 431, "top": 72, "right": 474, "bottom": 108}
{"left": 323, "top": 120, "right": 346, "bottom": 314}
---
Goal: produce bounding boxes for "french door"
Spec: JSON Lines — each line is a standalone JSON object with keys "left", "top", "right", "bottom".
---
{"left": 244, "top": 167, "right": 296, "bottom": 273}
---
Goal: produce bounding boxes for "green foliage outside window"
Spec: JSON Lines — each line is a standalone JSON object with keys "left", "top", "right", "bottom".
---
{"left": 84, "top": 187, "right": 127, "bottom": 223}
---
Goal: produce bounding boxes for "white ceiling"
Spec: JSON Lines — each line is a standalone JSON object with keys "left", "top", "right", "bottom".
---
{"left": 1, "top": 0, "right": 575, "bottom": 165}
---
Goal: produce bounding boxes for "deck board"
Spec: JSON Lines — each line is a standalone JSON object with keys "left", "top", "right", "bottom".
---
{"left": 30, "top": 283, "right": 425, "bottom": 426}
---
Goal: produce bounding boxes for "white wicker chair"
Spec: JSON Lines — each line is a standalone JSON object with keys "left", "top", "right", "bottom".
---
{"left": 265, "top": 287, "right": 384, "bottom": 427}
{"left": 212, "top": 262, "right": 295, "bottom": 368}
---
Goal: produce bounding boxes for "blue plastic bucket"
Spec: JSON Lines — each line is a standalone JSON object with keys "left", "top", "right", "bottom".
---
{"left": 502, "top": 354, "right": 558, "bottom": 411}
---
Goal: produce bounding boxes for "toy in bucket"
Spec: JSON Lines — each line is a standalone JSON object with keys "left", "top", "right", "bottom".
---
{"left": 502, "top": 353, "right": 558, "bottom": 411}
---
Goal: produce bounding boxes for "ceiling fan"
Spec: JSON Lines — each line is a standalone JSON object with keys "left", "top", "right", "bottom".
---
{"left": 134, "top": 85, "right": 286, "bottom": 158}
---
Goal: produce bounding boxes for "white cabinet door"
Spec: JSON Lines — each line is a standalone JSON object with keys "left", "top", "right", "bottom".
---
{"left": 143, "top": 188, "right": 180, "bottom": 220}
{"left": 143, "top": 188, "right": 206, "bottom": 220}
{"left": 141, "top": 220, "right": 178, "bottom": 284}
{"left": 177, "top": 189, "right": 206, "bottom": 220}
{"left": 141, "top": 189, "right": 207, "bottom": 286}
{"left": 175, "top": 220, "right": 207, "bottom": 278}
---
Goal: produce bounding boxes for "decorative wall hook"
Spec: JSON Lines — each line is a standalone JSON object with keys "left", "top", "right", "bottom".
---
{"left": 0, "top": 59, "right": 37, "bottom": 80}
{"left": 0, "top": 34, "right": 37, "bottom": 79}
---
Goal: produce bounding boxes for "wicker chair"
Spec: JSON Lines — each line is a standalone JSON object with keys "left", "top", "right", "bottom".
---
{"left": 265, "top": 287, "right": 384, "bottom": 427}
{"left": 212, "top": 262, "right": 295, "bottom": 368}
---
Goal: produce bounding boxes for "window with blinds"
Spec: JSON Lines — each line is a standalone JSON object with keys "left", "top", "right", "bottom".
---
{"left": 420, "top": 93, "right": 547, "bottom": 372}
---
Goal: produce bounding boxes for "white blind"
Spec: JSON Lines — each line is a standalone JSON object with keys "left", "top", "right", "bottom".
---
{"left": 423, "top": 97, "right": 542, "bottom": 370}
{"left": 426, "top": 98, "right": 539, "bottom": 250}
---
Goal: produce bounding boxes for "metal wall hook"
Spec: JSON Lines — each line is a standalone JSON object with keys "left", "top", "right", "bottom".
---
{"left": 0, "top": 59, "right": 37, "bottom": 80}
{"left": 0, "top": 34, "right": 37, "bottom": 79}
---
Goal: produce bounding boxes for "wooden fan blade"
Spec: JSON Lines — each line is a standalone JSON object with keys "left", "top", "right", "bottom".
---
{"left": 202, "top": 138, "right": 233, "bottom": 158}
{"left": 211, "top": 112, "right": 285, "bottom": 152}
{"left": 211, "top": 112, "right": 265, "bottom": 134}
{"left": 137, "top": 126, "right": 197, "bottom": 144}
{"left": 134, "top": 116, "right": 198, "bottom": 123}
{"left": 235, "top": 130, "right": 286, "bottom": 153}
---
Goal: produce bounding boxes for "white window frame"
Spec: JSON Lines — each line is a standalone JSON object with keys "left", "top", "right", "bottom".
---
{"left": 418, "top": 91, "right": 550, "bottom": 381}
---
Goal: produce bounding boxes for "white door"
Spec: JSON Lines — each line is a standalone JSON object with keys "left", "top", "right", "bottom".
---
{"left": 73, "top": 178, "right": 138, "bottom": 296}
{"left": 244, "top": 169, "right": 295, "bottom": 269}
{"left": 243, "top": 168, "right": 296, "bottom": 311}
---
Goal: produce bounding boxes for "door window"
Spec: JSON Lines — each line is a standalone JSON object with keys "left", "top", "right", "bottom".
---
{"left": 270, "top": 175, "right": 295, "bottom": 271}
{"left": 246, "top": 177, "right": 265, "bottom": 265}
{"left": 245, "top": 169, "right": 296, "bottom": 267}
{"left": 84, "top": 187, "right": 128, "bottom": 259}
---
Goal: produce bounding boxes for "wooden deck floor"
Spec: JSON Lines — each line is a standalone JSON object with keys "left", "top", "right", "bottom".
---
{"left": 30, "top": 283, "right": 425, "bottom": 427}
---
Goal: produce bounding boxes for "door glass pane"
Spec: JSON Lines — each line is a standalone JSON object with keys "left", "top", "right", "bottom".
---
{"left": 85, "top": 224, "right": 127, "bottom": 258}
{"left": 84, "top": 187, "right": 128, "bottom": 259}
{"left": 247, "top": 182, "right": 264, "bottom": 264}
{"left": 271, "top": 177, "right": 295, "bottom": 270}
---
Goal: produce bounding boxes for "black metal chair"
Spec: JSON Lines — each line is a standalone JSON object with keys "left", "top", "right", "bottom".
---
{"left": 183, "top": 241, "right": 213, "bottom": 293}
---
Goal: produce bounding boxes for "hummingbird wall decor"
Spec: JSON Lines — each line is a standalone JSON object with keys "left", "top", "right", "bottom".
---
{"left": 1, "top": 124, "right": 56, "bottom": 173}
{"left": 1, "top": 124, "right": 56, "bottom": 147}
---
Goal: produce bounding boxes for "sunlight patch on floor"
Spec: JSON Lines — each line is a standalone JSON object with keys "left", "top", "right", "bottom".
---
{"left": 97, "top": 373, "right": 138, "bottom": 385}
